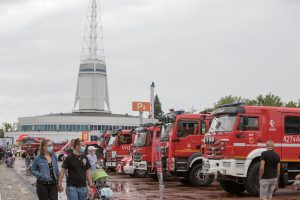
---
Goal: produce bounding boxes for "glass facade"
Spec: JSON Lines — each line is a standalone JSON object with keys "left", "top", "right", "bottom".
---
{"left": 21, "top": 124, "right": 137, "bottom": 132}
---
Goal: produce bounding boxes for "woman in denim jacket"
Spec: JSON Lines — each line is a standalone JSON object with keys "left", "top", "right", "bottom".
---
{"left": 31, "top": 139, "right": 59, "bottom": 200}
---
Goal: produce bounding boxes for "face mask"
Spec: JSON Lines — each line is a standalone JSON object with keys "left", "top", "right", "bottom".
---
{"left": 47, "top": 146, "right": 53, "bottom": 153}
{"left": 80, "top": 147, "right": 85, "bottom": 153}
{"left": 89, "top": 152, "right": 95, "bottom": 156}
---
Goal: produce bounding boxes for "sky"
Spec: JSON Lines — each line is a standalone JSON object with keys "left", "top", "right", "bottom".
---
{"left": 0, "top": 0, "right": 300, "bottom": 124}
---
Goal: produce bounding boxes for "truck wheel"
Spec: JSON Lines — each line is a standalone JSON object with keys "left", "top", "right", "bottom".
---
{"left": 245, "top": 161, "right": 260, "bottom": 196}
{"left": 135, "top": 170, "right": 147, "bottom": 178}
{"left": 219, "top": 180, "right": 245, "bottom": 194}
{"left": 189, "top": 163, "right": 215, "bottom": 187}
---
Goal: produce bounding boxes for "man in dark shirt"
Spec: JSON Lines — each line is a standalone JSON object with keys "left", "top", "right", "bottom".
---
{"left": 259, "top": 140, "right": 280, "bottom": 200}
{"left": 58, "top": 139, "right": 93, "bottom": 200}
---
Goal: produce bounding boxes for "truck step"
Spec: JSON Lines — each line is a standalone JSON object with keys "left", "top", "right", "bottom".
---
{"left": 176, "top": 169, "right": 188, "bottom": 172}
{"left": 176, "top": 162, "right": 188, "bottom": 164}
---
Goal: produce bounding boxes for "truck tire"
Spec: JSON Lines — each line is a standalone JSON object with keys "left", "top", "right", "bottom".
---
{"left": 189, "top": 163, "right": 215, "bottom": 187}
{"left": 245, "top": 161, "right": 260, "bottom": 196}
{"left": 219, "top": 180, "right": 245, "bottom": 194}
{"left": 135, "top": 170, "right": 147, "bottom": 178}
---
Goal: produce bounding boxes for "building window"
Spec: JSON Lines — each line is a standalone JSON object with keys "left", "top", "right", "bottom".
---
{"left": 21, "top": 125, "right": 33, "bottom": 131}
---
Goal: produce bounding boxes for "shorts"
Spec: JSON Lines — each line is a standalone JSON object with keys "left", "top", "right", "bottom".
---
{"left": 260, "top": 178, "right": 277, "bottom": 199}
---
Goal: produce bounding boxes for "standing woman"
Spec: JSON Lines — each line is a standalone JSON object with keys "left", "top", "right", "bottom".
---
{"left": 31, "top": 139, "right": 59, "bottom": 200}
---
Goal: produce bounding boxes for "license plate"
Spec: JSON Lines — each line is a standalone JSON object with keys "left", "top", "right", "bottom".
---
{"left": 107, "top": 162, "right": 116, "bottom": 167}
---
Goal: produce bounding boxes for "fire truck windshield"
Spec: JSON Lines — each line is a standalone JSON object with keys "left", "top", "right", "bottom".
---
{"left": 160, "top": 123, "right": 173, "bottom": 141}
{"left": 133, "top": 131, "right": 147, "bottom": 147}
{"left": 209, "top": 114, "right": 237, "bottom": 133}
{"left": 108, "top": 135, "right": 116, "bottom": 146}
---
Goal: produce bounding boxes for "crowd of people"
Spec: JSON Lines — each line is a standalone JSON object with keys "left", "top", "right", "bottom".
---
{"left": 2, "top": 138, "right": 300, "bottom": 200}
{"left": 30, "top": 138, "right": 109, "bottom": 200}
{"left": 1, "top": 138, "right": 111, "bottom": 200}
{"left": 0, "top": 145, "right": 19, "bottom": 167}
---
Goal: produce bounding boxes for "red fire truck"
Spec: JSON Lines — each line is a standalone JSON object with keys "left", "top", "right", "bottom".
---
{"left": 105, "top": 129, "right": 135, "bottom": 171}
{"left": 160, "top": 111, "right": 215, "bottom": 186}
{"left": 132, "top": 124, "right": 161, "bottom": 178}
{"left": 202, "top": 103, "right": 300, "bottom": 196}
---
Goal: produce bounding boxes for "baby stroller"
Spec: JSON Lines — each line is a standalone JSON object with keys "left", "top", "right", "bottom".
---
{"left": 92, "top": 169, "right": 113, "bottom": 200}
{"left": 5, "top": 151, "right": 14, "bottom": 168}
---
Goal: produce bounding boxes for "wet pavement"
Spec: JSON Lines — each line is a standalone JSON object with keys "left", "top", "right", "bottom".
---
{"left": 0, "top": 161, "right": 38, "bottom": 200}
{"left": 12, "top": 158, "right": 300, "bottom": 200}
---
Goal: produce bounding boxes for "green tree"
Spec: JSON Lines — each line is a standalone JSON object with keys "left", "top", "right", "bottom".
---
{"left": 285, "top": 100, "right": 300, "bottom": 108}
{"left": 244, "top": 99, "right": 257, "bottom": 106}
{"left": 154, "top": 94, "right": 163, "bottom": 119}
{"left": 255, "top": 93, "right": 283, "bottom": 107}
{"left": 0, "top": 122, "right": 12, "bottom": 138}
{"left": 0, "top": 128, "right": 3, "bottom": 138}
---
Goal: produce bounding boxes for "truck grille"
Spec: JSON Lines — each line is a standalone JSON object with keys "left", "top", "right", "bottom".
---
{"left": 204, "top": 137, "right": 228, "bottom": 158}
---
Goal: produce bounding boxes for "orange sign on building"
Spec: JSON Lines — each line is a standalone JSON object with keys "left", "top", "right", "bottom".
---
{"left": 81, "top": 132, "right": 89, "bottom": 141}
{"left": 132, "top": 102, "right": 151, "bottom": 112}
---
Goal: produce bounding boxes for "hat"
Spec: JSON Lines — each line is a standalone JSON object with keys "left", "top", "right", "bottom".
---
{"left": 88, "top": 146, "right": 97, "bottom": 151}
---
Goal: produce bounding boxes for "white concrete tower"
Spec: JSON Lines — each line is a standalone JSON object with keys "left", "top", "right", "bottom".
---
{"left": 74, "top": 0, "right": 110, "bottom": 113}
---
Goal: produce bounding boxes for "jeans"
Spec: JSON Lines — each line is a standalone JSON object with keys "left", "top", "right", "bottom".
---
{"left": 260, "top": 178, "right": 277, "bottom": 199}
{"left": 67, "top": 186, "right": 88, "bottom": 200}
{"left": 36, "top": 181, "right": 58, "bottom": 200}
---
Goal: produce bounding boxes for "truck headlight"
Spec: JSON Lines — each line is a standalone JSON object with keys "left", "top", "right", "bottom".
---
{"left": 203, "top": 162, "right": 210, "bottom": 170}
{"left": 139, "top": 164, "right": 145, "bottom": 168}
{"left": 223, "top": 161, "right": 231, "bottom": 168}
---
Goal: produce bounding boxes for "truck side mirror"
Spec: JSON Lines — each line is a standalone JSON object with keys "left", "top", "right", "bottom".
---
{"left": 216, "top": 121, "right": 221, "bottom": 129}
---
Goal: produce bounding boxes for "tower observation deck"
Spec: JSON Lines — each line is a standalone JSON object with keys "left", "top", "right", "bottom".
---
{"left": 74, "top": 0, "right": 110, "bottom": 113}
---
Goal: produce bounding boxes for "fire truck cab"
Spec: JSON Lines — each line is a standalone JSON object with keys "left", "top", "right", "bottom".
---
{"left": 105, "top": 129, "right": 135, "bottom": 171}
{"left": 160, "top": 111, "right": 214, "bottom": 186}
{"left": 203, "top": 103, "right": 300, "bottom": 196}
{"left": 132, "top": 124, "right": 161, "bottom": 178}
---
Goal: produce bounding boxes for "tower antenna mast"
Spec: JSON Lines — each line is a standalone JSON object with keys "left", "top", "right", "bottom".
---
{"left": 74, "top": 0, "right": 110, "bottom": 113}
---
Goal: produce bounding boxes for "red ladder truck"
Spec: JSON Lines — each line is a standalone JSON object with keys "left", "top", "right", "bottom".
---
{"left": 202, "top": 103, "right": 300, "bottom": 196}
{"left": 159, "top": 110, "right": 215, "bottom": 186}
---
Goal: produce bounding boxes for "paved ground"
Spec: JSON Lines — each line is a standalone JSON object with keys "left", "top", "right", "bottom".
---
{"left": 6, "top": 158, "right": 300, "bottom": 200}
{"left": 0, "top": 161, "right": 38, "bottom": 200}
